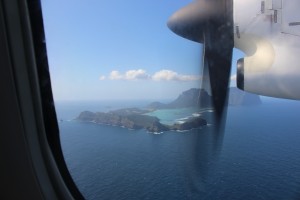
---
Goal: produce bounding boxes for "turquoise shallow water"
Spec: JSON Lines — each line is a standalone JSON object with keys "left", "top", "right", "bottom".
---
{"left": 145, "top": 107, "right": 213, "bottom": 125}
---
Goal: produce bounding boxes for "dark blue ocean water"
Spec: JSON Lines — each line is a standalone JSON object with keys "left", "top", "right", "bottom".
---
{"left": 57, "top": 99, "right": 300, "bottom": 200}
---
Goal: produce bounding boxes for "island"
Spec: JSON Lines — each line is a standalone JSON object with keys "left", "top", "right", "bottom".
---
{"left": 75, "top": 108, "right": 207, "bottom": 133}
{"left": 75, "top": 87, "right": 261, "bottom": 133}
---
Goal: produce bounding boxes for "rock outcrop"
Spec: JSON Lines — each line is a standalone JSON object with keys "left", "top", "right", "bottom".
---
{"left": 171, "top": 117, "right": 207, "bottom": 131}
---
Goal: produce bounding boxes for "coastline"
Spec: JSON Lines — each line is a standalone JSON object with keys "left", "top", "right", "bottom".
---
{"left": 75, "top": 107, "right": 208, "bottom": 133}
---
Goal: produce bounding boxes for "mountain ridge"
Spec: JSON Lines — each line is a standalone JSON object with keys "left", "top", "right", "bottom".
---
{"left": 147, "top": 88, "right": 212, "bottom": 109}
{"left": 147, "top": 87, "right": 261, "bottom": 110}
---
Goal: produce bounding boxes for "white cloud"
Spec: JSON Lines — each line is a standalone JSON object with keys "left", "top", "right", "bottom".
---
{"left": 109, "top": 69, "right": 149, "bottom": 80}
{"left": 99, "top": 75, "right": 106, "bottom": 80}
{"left": 103, "top": 69, "right": 200, "bottom": 82}
{"left": 152, "top": 69, "right": 200, "bottom": 81}
{"left": 124, "top": 69, "right": 150, "bottom": 80}
{"left": 109, "top": 70, "right": 123, "bottom": 80}
{"left": 152, "top": 70, "right": 177, "bottom": 81}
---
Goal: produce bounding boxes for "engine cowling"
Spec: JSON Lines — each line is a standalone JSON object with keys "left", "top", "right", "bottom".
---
{"left": 234, "top": 0, "right": 300, "bottom": 100}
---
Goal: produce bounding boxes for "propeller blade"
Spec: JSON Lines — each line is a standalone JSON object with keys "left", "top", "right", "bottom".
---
{"left": 200, "top": 43, "right": 211, "bottom": 94}
{"left": 198, "top": 43, "right": 212, "bottom": 108}
{"left": 203, "top": 21, "right": 233, "bottom": 119}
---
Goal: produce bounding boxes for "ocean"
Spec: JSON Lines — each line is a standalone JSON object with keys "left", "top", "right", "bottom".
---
{"left": 56, "top": 99, "right": 300, "bottom": 200}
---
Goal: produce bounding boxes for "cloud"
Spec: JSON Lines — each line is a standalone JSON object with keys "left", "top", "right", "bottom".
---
{"left": 124, "top": 69, "right": 150, "bottom": 80}
{"left": 152, "top": 69, "right": 200, "bottom": 81}
{"left": 109, "top": 69, "right": 150, "bottom": 80}
{"left": 109, "top": 70, "right": 123, "bottom": 80}
{"left": 102, "top": 69, "right": 200, "bottom": 82}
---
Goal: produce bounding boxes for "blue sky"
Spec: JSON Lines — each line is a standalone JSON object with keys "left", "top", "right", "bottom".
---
{"left": 42, "top": 0, "right": 243, "bottom": 101}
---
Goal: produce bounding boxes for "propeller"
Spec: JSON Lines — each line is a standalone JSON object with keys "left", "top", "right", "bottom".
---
{"left": 167, "top": 0, "right": 234, "bottom": 122}
{"left": 167, "top": 1, "right": 234, "bottom": 193}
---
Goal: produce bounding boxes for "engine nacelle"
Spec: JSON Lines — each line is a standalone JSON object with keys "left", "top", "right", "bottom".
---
{"left": 234, "top": 0, "right": 300, "bottom": 100}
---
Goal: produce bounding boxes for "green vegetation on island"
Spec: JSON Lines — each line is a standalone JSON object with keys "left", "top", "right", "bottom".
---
{"left": 76, "top": 108, "right": 206, "bottom": 133}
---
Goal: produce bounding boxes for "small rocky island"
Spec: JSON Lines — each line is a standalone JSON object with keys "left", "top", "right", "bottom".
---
{"left": 76, "top": 108, "right": 207, "bottom": 133}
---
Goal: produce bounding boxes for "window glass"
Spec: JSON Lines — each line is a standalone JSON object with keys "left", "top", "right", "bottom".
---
{"left": 42, "top": 1, "right": 300, "bottom": 199}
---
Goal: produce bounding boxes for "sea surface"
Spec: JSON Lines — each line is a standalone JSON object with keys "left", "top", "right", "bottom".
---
{"left": 56, "top": 98, "right": 300, "bottom": 200}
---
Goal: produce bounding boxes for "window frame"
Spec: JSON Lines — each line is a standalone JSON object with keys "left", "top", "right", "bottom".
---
{"left": 0, "top": 0, "right": 84, "bottom": 199}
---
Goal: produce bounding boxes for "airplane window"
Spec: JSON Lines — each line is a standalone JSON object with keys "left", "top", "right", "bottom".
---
{"left": 41, "top": 0, "right": 300, "bottom": 199}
